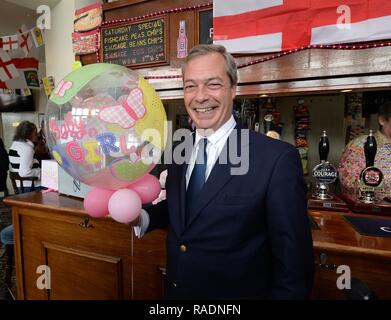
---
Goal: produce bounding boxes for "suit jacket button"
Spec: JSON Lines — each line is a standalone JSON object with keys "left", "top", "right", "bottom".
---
{"left": 172, "top": 282, "right": 177, "bottom": 287}
{"left": 180, "top": 245, "right": 187, "bottom": 253}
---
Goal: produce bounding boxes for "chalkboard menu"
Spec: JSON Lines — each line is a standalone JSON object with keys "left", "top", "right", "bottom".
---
{"left": 101, "top": 16, "right": 169, "bottom": 68}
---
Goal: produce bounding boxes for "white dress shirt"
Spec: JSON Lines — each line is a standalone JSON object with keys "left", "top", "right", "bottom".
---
{"left": 134, "top": 115, "right": 236, "bottom": 237}
{"left": 186, "top": 115, "right": 236, "bottom": 187}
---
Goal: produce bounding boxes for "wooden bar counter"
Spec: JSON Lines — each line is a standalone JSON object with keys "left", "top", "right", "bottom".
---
{"left": 4, "top": 192, "right": 391, "bottom": 300}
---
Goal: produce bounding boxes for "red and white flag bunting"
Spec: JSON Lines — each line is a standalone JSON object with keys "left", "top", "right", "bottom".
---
{"left": 213, "top": 0, "right": 391, "bottom": 53}
{"left": 0, "top": 56, "right": 39, "bottom": 89}
{"left": 1, "top": 35, "right": 19, "bottom": 51}
{"left": 18, "top": 24, "right": 33, "bottom": 56}
{"left": 1, "top": 27, "right": 44, "bottom": 52}
{"left": 0, "top": 49, "right": 19, "bottom": 82}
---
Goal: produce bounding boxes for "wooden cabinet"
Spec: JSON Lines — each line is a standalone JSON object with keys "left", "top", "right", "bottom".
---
{"left": 4, "top": 192, "right": 391, "bottom": 300}
{"left": 311, "top": 210, "right": 391, "bottom": 300}
{"left": 4, "top": 192, "right": 166, "bottom": 300}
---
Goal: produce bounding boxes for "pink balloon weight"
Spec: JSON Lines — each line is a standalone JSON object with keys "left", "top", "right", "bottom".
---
{"left": 108, "top": 189, "right": 142, "bottom": 224}
{"left": 128, "top": 174, "right": 161, "bottom": 204}
{"left": 84, "top": 188, "right": 115, "bottom": 218}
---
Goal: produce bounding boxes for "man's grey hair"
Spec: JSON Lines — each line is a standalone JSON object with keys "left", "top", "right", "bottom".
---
{"left": 181, "top": 44, "right": 238, "bottom": 86}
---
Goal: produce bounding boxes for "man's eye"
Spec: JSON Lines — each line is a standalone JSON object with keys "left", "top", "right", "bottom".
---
{"left": 185, "top": 85, "right": 196, "bottom": 91}
{"left": 208, "top": 83, "right": 222, "bottom": 89}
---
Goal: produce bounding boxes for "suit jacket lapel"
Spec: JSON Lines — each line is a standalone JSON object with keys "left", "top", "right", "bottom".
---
{"left": 172, "top": 133, "right": 194, "bottom": 232}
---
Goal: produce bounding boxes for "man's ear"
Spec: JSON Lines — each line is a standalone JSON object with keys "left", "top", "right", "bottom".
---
{"left": 379, "top": 116, "right": 385, "bottom": 127}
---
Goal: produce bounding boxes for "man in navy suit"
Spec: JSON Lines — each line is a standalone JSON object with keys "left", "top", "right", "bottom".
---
{"left": 135, "top": 44, "right": 314, "bottom": 299}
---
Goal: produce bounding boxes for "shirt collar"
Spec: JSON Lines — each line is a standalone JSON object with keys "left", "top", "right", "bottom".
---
{"left": 194, "top": 115, "right": 236, "bottom": 147}
{"left": 26, "top": 139, "right": 34, "bottom": 147}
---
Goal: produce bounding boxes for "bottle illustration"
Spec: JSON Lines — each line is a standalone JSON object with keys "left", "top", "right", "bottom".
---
{"left": 177, "top": 20, "right": 188, "bottom": 58}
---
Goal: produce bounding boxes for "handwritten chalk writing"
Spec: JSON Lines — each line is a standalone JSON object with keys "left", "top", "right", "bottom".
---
{"left": 102, "top": 17, "right": 166, "bottom": 67}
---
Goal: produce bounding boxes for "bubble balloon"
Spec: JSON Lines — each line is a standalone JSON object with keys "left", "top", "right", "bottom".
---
{"left": 46, "top": 63, "right": 167, "bottom": 190}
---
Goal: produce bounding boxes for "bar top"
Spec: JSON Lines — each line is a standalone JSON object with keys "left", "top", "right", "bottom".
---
{"left": 4, "top": 191, "right": 391, "bottom": 256}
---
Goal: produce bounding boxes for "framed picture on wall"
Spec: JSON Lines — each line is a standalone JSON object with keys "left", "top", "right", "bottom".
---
{"left": 197, "top": 9, "right": 213, "bottom": 45}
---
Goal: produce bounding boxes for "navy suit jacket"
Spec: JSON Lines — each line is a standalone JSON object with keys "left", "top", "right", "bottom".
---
{"left": 146, "top": 126, "right": 314, "bottom": 299}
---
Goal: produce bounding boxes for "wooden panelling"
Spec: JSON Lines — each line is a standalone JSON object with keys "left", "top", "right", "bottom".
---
{"left": 169, "top": 11, "right": 195, "bottom": 68}
{"left": 132, "top": 229, "right": 167, "bottom": 299}
{"left": 236, "top": 46, "right": 391, "bottom": 83}
{"left": 312, "top": 248, "right": 391, "bottom": 300}
{"left": 6, "top": 193, "right": 133, "bottom": 300}
{"left": 43, "top": 243, "right": 123, "bottom": 300}
{"left": 311, "top": 210, "right": 391, "bottom": 299}
{"left": 5, "top": 192, "right": 391, "bottom": 300}
{"left": 77, "top": 0, "right": 391, "bottom": 97}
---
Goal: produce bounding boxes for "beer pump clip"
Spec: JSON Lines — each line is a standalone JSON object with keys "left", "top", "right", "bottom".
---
{"left": 358, "top": 130, "right": 384, "bottom": 204}
{"left": 312, "top": 131, "right": 338, "bottom": 200}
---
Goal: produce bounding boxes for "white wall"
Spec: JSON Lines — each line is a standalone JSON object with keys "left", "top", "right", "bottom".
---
{"left": 44, "top": 0, "right": 103, "bottom": 87}
{"left": 44, "top": 0, "right": 75, "bottom": 86}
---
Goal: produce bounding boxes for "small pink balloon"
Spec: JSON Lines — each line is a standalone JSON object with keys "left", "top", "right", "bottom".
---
{"left": 128, "top": 174, "right": 161, "bottom": 204}
{"left": 108, "top": 189, "right": 142, "bottom": 224}
{"left": 84, "top": 188, "right": 115, "bottom": 218}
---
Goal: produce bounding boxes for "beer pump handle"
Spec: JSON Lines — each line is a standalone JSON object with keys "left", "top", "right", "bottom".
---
{"left": 364, "top": 130, "right": 377, "bottom": 167}
{"left": 319, "top": 130, "right": 329, "bottom": 162}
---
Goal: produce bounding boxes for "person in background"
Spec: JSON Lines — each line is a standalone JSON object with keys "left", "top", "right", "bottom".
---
{"left": 1, "top": 121, "right": 41, "bottom": 247}
{"left": 338, "top": 101, "right": 391, "bottom": 197}
{"left": 34, "top": 119, "right": 51, "bottom": 164}
{"left": 134, "top": 44, "right": 314, "bottom": 299}
{"left": 0, "top": 138, "right": 9, "bottom": 197}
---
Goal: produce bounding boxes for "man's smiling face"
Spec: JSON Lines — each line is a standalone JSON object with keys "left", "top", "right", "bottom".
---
{"left": 183, "top": 52, "right": 236, "bottom": 132}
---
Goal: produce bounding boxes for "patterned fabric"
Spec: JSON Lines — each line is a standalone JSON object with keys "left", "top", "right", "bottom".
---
{"left": 338, "top": 131, "right": 391, "bottom": 197}
{"left": 99, "top": 88, "right": 146, "bottom": 129}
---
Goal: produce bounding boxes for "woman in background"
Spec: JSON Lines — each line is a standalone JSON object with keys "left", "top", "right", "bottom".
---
{"left": 8, "top": 121, "right": 41, "bottom": 191}
{"left": 1, "top": 121, "right": 41, "bottom": 247}
{"left": 338, "top": 101, "right": 391, "bottom": 198}
{"left": 34, "top": 119, "right": 51, "bottom": 164}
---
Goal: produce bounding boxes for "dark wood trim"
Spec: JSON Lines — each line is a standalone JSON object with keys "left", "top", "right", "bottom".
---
{"left": 195, "top": 7, "right": 212, "bottom": 45}
{"left": 103, "top": 0, "right": 149, "bottom": 11}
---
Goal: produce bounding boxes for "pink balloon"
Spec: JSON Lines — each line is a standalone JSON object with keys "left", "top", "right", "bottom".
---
{"left": 128, "top": 174, "right": 161, "bottom": 204}
{"left": 84, "top": 188, "right": 115, "bottom": 218}
{"left": 108, "top": 189, "right": 142, "bottom": 224}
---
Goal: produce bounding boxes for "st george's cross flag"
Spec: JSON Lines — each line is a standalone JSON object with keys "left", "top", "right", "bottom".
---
{"left": 1, "top": 35, "right": 19, "bottom": 51}
{"left": 0, "top": 49, "right": 19, "bottom": 82}
{"left": 213, "top": 0, "right": 391, "bottom": 53}
{"left": 18, "top": 24, "right": 33, "bottom": 56}
{"left": 0, "top": 56, "right": 39, "bottom": 89}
